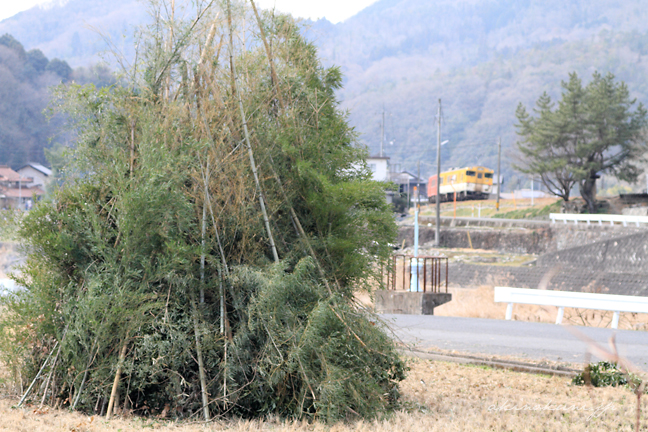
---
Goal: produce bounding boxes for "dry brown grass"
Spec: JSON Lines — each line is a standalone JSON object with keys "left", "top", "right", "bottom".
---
{"left": 0, "top": 357, "right": 643, "bottom": 431}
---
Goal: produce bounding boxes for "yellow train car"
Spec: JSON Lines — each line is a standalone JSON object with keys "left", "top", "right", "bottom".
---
{"left": 428, "top": 166, "right": 494, "bottom": 203}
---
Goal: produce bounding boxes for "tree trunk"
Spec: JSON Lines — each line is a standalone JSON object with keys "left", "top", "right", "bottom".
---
{"left": 579, "top": 177, "right": 597, "bottom": 214}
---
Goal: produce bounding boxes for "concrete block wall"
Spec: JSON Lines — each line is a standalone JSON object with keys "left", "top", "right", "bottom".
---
{"left": 398, "top": 224, "right": 647, "bottom": 255}
{"left": 537, "top": 231, "right": 648, "bottom": 274}
{"left": 448, "top": 263, "right": 648, "bottom": 296}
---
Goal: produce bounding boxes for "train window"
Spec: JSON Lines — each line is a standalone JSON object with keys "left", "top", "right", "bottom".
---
{"left": 477, "top": 173, "right": 483, "bottom": 179}
{"left": 484, "top": 173, "right": 493, "bottom": 179}
{"left": 465, "top": 170, "right": 476, "bottom": 176}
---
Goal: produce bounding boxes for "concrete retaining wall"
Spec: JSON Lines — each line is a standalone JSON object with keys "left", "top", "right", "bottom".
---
{"left": 398, "top": 224, "right": 647, "bottom": 254}
{"left": 537, "top": 231, "right": 648, "bottom": 274}
{"left": 375, "top": 290, "right": 452, "bottom": 315}
{"left": 448, "top": 263, "right": 648, "bottom": 296}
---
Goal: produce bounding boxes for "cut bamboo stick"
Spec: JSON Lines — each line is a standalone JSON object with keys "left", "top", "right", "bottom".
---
{"left": 105, "top": 341, "right": 128, "bottom": 419}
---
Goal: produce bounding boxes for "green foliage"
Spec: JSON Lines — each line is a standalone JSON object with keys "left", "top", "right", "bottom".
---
{"left": 0, "top": 33, "right": 114, "bottom": 168}
{"left": 227, "top": 260, "right": 406, "bottom": 420}
{"left": 515, "top": 72, "right": 648, "bottom": 212}
{"left": 392, "top": 192, "right": 409, "bottom": 214}
{"left": 572, "top": 361, "right": 643, "bottom": 392}
{"left": 46, "top": 58, "right": 73, "bottom": 81}
{"left": 492, "top": 200, "right": 562, "bottom": 220}
{"left": 0, "top": 1, "right": 403, "bottom": 422}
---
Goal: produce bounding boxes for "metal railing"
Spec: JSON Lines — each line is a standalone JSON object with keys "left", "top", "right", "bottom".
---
{"left": 495, "top": 286, "right": 648, "bottom": 329}
{"left": 380, "top": 254, "right": 448, "bottom": 293}
{"left": 550, "top": 213, "right": 648, "bottom": 227}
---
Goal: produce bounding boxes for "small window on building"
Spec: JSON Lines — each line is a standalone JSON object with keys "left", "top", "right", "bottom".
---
{"left": 484, "top": 173, "right": 493, "bottom": 179}
{"left": 369, "top": 163, "right": 377, "bottom": 172}
{"left": 465, "top": 170, "right": 476, "bottom": 176}
{"left": 477, "top": 173, "right": 483, "bottom": 179}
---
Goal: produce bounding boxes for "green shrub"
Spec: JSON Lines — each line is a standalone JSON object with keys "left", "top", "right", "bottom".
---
{"left": 572, "top": 361, "right": 643, "bottom": 391}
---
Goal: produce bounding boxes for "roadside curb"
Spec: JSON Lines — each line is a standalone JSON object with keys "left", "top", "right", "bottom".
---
{"left": 398, "top": 348, "right": 580, "bottom": 377}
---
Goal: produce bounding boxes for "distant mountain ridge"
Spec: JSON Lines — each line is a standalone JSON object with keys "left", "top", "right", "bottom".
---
{"left": 0, "top": 0, "right": 147, "bottom": 67}
{"left": 3, "top": 0, "right": 648, "bottom": 187}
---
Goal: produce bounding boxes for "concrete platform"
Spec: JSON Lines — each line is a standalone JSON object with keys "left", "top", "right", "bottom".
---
{"left": 375, "top": 290, "right": 451, "bottom": 315}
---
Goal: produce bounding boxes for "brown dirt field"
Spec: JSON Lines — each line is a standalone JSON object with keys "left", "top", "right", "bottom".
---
{"left": 0, "top": 357, "right": 644, "bottom": 431}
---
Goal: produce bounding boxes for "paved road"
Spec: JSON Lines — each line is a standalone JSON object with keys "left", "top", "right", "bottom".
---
{"left": 381, "top": 314, "right": 648, "bottom": 367}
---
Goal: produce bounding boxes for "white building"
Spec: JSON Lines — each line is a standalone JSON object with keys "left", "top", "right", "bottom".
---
{"left": 367, "top": 155, "right": 390, "bottom": 182}
{"left": 17, "top": 163, "right": 52, "bottom": 189}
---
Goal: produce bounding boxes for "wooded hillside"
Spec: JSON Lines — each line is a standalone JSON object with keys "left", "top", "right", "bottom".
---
{"left": 3, "top": 0, "right": 648, "bottom": 185}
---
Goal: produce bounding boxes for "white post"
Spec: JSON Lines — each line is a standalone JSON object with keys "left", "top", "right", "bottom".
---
{"left": 410, "top": 187, "right": 420, "bottom": 292}
{"left": 555, "top": 307, "right": 564, "bottom": 325}
{"left": 611, "top": 311, "right": 620, "bottom": 329}
{"left": 531, "top": 176, "right": 534, "bottom": 207}
{"left": 505, "top": 303, "right": 513, "bottom": 320}
{"left": 478, "top": 203, "right": 481, "bottom": 218}
{"left": 414, "top": 187, "right": 419, "bottom": 258}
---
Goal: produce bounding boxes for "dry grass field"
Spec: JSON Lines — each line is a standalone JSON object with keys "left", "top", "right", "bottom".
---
{"left": 0, "top": 357, "right": 644, "bottom": 431}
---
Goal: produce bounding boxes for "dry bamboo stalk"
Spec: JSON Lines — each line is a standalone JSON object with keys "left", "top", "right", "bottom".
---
{"left": 105, "top": 341, "right": 128, "bottom": 419}
{"left": 200, "top": 160, "right": 209, "bottom": 304}
{"left": 39, "top": 341, "right": 63, "bottom": 409}
{"left": 198, "top": 17, "right": 219, "bottom": 67}
{"left": 226, "top": 0, "right": 279, "bottom": 263}
{"left": 129, "top": 120, "right": 136, "bottom": 175}
{"left": 249, "top": 0, "right": 284, "bottom": 109}
{"left": 17, "top": 340, "right": 58, "bottom": 408}
{"left": 164, "top": 0, "right": 175, "bottom": 102}
{"left": 72, "top": 337, "right": 99, "bottom": 410}
{"left": 190, "top": 292, "right": 210, "bottom": 421}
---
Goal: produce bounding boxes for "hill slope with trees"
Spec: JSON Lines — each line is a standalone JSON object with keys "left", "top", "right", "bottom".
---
{"left": 3, "top": 0, "right": 648, "bottom": 186}
{"left": 0, "top": 34, "right": 114, "bottom": 168}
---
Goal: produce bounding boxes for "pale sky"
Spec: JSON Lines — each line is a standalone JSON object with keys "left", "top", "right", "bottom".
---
{"left": 0, "top": 0, "right": 378, "bottom": 24}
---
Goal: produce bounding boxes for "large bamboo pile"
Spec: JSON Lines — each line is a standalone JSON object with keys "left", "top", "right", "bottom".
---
{"left": 0, "top": 0, "right": 404, "bottom": 423}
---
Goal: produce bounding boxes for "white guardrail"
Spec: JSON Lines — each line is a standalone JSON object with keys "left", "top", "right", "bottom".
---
{"left": 494, "top": 286, "right": 648, "bottom": 329}
{"left": 550, "top": 212, "right": 648, "bottom": 227}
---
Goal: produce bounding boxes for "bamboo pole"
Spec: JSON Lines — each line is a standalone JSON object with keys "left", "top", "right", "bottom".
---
{"left": 17, "top": 341, "right": 58, "bottom": 408}
{"left": 39, "top": 341, "right": 63, "bottom": 409}
{"left": 226, "top": 0, "right": 279, "bottom": 263}
{"left": 249, "top": 0, "right": 284, "bottom": 109}
{"left": 190, "top": 291, "right": 210, "bottom": 421}
{"left": 72, "top": 337, "right": 98, "bottom": 410}
{"left": 105, "top": 341, "right": 128, "bottom": 419}
{"left": 200, "top": 160, "right": 209, "bottom": 304}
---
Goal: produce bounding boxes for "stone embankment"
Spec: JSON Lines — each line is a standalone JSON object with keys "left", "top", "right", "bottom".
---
{"left": 398, "top": 218, "right": 648, "bottom": 295}
{"left": 399, "top": 220, "right": 646, "bottom": 254}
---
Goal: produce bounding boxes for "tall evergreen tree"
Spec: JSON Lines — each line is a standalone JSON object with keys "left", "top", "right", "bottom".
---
{"left": 515, "top": 72, "right": 648, "bottom": 213}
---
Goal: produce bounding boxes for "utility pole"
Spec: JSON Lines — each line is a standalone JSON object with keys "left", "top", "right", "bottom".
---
{"left": 380, "top": 107, "right": 385, "bottom": 157}
{"left": 435, "top": 99, "right": 442, "bottom": 247}
{"left": 496, "top": 136, "right": 501, "bottom": 212}
{"left": 417, "top": 160, "right": 421, "bottom": 205}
